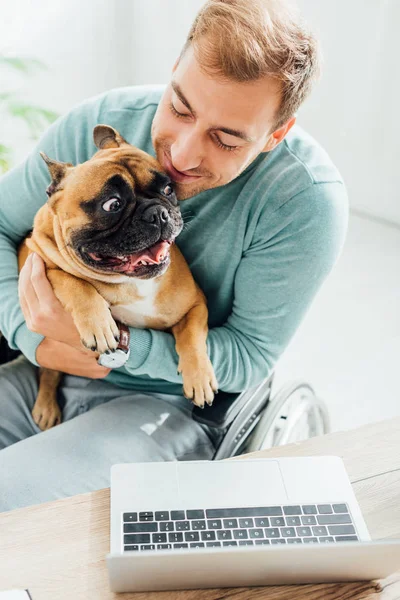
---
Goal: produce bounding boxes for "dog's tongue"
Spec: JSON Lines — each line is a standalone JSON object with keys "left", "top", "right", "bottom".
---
{"left": 132, "top": 240, "right": 170, "bottom": 266}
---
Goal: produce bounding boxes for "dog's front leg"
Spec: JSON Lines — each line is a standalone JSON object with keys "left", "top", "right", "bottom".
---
{"left": 46, "top": 269, "right": 120, "bottom": 354}
{"left": 171, "top": 300, "right": 219, "bottom": 408}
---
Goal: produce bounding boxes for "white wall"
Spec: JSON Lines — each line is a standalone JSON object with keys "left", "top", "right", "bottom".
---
{"left": 1, "top": 0, "right": 398, "bottom": 224}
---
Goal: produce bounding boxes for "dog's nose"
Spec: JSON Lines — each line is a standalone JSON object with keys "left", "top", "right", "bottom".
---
{"left": 142, "top": 204, "right": 170, "bottom": 226}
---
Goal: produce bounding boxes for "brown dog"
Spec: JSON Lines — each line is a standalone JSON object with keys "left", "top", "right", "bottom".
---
{"left": 18, "top": 124, "right": 218, "bottom": 431}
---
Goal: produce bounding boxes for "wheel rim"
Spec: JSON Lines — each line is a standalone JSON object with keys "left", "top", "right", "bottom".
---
{"left": 246, "top": 382, "right": 330, "bottom": 452}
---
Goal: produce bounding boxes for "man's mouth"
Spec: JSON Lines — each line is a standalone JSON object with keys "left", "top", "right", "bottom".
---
{"left": 163, "top": 152, "right": 203, "bottom": 184}
{"left": 84, "top": 239, "right": 172, "bottom": 274}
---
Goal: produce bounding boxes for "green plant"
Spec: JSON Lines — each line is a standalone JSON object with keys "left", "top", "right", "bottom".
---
{"left": 0, "top": 55, "right": 59, "bottom": 174}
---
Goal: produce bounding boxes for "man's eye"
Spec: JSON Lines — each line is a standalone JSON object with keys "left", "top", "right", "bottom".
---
{"left": 163, "top": 184, "right": 174, "bottom": 196}
{"left": 102, "top": 197, "right": 122, "bottom": 212}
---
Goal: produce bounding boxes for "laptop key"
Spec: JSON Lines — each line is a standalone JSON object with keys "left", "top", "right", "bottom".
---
{"left": 255, "top": 539, "right": 270, "bottom": 545}
{"left": 335, "top": 536, "right": 358, "bottom": 542}
{"left": 333, "top": 504, "right": 348, "bottom": 514}
{"left": 190, "top": 543, "right": 205, "bottom": 548}
{"left": 302, "top": 505, "right": 317, "bottom": 515}
{"left": 157, "top": 544, "right": 172, "bottom": 550}
{"left": 283, "top": 506, "right": 302, "bottom": 515}
{"left": 185, "top": 532, "right": 200, "bottom": 542}
{"left": 141, "top": 544, "right": 156, "bottom": 551}
{"left": 223, "top": 519, "right": 238, "bottom": 528}
{"left": 217, "top": 530, "right": 232, "bottom": 540}
{"left": 174, "top": 543, "right": 189, "bottom": 549}
{"left": 318, "top": 505, "right": 333, "bottom": 514}
{"left": 223, "top": 541, "right": 238, "bottom": 546}
{"left": 303, "top": 537, "right": 319, "bottom": 543}
{"left": 124, "top": 534, "right": 150, "bottom": 544}
{"left": 139, "top": 512, "right": 154, "bottom": 521}
{"left": 287, "top": 538, "right": 302, "bottom": 544}
{"left": 312, "top": 526, "right": 328, "bottom": 536}
{"left": 302, "top": 516, "right": 317, "bottom": 526}
{"left": 328, "top": 525, "right": 356, "bottom": 536}
{"left": 191, "top": 520, "right": 206, "bottom": 530}
{"left": 271, "top": 539, "right": 286, "bottom": 544}
{"left": 123, "top": 512, "right": 138, "bottom": 522}
{"left": 207, "top": 520, "right": 222, "bottom": 529}
{"left": 239, "top": 518, "right": 254, "bottom": 528}
{"left": 318, "top": 514, "right": 352, "bottom": 525}
{"left": 124, "top": 545, "right": 139, "bottom": 551}
{"left": 207, "top": 542, "right": 222, "bottom": 547}
{"left": 171, "top": 511, "right": 185, "bottom": 520}
{"left": 249, "top": 529, "right": 264, "bottom": 539}
{"left": 319, "top": 537, "right": 335, "bottom": 543}
{"left": 255, "top": 518, "right": 270, "bottom": 527}
{"left": 233, "top": 530, "right": 249, "bottom": 539}
{"left": 124, "top": 523, "right": 158, "bottom": 533}
{"left": 152, "top": 533, "right": 167, "bottom": 544}
{"left": 168, "top": 532, "right": 184, "bottom": 543}
{"left": 160, "top": 521, "right": 174, "bottom": 532}
{"left": 201, "top": 531, "right": 216, "bottom": 541}
{"left": 281, "top": 528, "right": 296, "bottom": 537}
{"left": 175, "top": 521, "right": 190, "bottom": 531}
{"left": 155, "top": 511, "right": 169, "bottom": 521}
{"left": 264, "top": 528, "right": 280, "bottom": 538}
{"left": 296, "top": 527, "right": 312, "bottom": 537}
{"left": 239, "top": 540, "right": 254, "bottom": 546}
{"left": 270, "top": 517, "right": 285, "bottom": 527}
{"left": 187, "top": 510, "right": 205, "bottom": 520}
{"left": 286, "top": 517, "right": 301, "bottom": 526}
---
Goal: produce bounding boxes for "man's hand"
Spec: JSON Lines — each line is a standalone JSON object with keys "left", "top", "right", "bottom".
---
{"left": 19, "top": 252, "right": 82, "bottom": 349}
{"left": 36, "top": 338, "right": 111, "bottom": 378}
{"left": 19, "top": 252, "right": 110, "bottom": 378}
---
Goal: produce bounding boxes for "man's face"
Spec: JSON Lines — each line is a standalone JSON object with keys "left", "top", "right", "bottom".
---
{"left": 151, "top": 43, "right": 290, "bottom": 201}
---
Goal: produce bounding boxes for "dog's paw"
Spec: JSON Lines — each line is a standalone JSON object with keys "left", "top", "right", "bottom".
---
{"left": 74, "top": 308, "right": 120, "bottom": 354}
{"left": 32, "top": 399, "right": 62, "bottom": 431}
{"left": 177, "top": 354, "right": 218, "bottom": 408}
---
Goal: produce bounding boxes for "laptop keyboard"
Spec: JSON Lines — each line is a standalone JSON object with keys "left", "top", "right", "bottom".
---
{"left": 122, "top": 503, "right": 359, "bottom": 552}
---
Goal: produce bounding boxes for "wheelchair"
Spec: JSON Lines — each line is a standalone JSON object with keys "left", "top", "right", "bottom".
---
{"left": 0, "top": 334, "right": 330, "bottom": 459}
{"left": 192, "top": 374, "right": 331, "bottom": 460}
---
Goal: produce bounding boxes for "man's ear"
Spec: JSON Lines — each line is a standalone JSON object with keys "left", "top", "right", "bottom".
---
{"left": 39, "top": 152, "right": 73, "bottom": 198}
{"left": 93, "top": 124, "right": 129, "bottom": 150}
{"left": 262, "top": 116, "right": 296, "bottom": 152}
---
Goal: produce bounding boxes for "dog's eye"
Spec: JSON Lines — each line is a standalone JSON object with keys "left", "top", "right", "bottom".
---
{"left": 163, "top": 184, "right": 173, "bottom": 196}
{"left": 102, "top": 197, "right": 122, "bottom": 212}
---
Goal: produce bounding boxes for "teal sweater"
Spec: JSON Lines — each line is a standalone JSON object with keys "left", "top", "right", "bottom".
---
{"left": 0, "top": 85, "right": 348, "bottom": 395}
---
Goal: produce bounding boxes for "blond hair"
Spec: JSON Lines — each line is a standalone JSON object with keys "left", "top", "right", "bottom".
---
{"left": 181, "top": 0, "right": 321, "bottom": 132}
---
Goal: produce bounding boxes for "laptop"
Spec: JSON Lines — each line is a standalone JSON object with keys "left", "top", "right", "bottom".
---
{"left": 106, "top": 456, "right": 400, "bottom": 592}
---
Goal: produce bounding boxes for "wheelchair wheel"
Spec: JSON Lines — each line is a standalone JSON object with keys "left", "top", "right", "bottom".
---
{"left": 244, "top": 380, "right": 330, "bottom": 453}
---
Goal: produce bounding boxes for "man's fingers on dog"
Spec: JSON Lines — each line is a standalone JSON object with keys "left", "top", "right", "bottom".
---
{"left": 30, "top": 252, "right": 59, "bottom": 307}
{"left": 19, "top": 254, "right": 36, "bottom": 326}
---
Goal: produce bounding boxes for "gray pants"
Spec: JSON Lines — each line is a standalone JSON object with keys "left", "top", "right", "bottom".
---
{"left": 0, "top": 355, "right": 224, "bottom": 513}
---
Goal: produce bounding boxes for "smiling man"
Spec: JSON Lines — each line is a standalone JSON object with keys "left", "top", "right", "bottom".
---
{"left": 0, "top": 0, "right": 348, "bottom": 511}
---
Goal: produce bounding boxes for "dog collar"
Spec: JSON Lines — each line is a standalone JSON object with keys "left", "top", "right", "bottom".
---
{"left": 97, "top": 321, "right": 130, "bottom": 369}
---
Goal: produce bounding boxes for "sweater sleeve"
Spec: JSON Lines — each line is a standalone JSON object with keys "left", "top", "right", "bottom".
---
{"left": 122, "top": 181, "right": 349, "bottom": 392}
{"left": 0, "top": 93, "right": 105, "bottom": 365}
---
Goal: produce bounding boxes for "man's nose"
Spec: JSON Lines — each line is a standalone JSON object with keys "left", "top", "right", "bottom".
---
{"left": 170, "top": 129, "right": 203, "bottom": 173}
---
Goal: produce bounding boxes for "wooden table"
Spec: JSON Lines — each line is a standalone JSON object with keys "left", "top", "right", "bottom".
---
{"left": 1, "top": 416, "right": 400, "bottom": 599}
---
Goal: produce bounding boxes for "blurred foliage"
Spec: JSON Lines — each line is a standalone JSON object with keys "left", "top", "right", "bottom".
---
{"left": 0, "top": 55, "right": 59, "bottom": 174}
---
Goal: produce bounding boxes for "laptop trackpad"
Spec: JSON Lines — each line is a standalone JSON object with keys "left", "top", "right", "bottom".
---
{"left": 177, "top": 460, "right": 287, "bottom": 507}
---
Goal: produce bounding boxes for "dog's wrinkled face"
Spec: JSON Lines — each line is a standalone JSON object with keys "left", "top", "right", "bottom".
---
{"left": 40, "top": 125, "right": 183, "bottom": 279}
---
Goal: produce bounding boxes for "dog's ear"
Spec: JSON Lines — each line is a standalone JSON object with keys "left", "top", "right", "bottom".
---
{"left": 39, "top": 152, "right": 73, "bottom": 198}
{"left": 93, "top": 124, "right": 129, "bottom": 150}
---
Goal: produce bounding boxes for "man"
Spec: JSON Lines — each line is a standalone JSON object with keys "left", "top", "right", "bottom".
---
{"left": 0, "top": 0, "right": 348, "bottom": 511}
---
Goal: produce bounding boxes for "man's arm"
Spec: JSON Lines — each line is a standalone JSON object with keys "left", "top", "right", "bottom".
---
{"left": 120, "top": 181, "right": 348, "bottom": 392}
{"left": 0, "top": 93, "right": 105, "bottom": 365}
